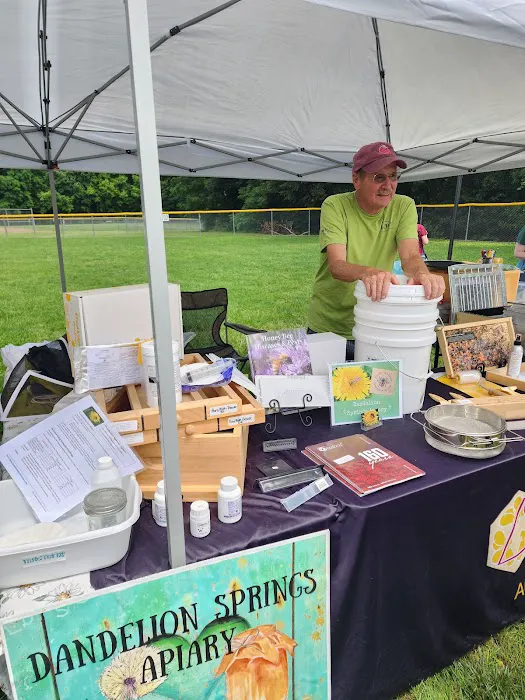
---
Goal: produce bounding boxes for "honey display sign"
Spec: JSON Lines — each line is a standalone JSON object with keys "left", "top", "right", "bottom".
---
{"left": 1, "top": 532, "right": 330, "bottom": 700}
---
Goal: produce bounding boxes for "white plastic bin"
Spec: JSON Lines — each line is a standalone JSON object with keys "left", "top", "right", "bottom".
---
{"left": 0, "top": 477, "right": 141, "bottom": 588}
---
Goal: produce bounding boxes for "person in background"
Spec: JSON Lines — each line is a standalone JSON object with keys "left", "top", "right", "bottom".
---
{"left": 514, "top": 225, "right": 525, "bottom": 270}
{"left": 417, "top": 223, "right": 429, "bottom": 260}
{"left": 307, "top": 142, "right": 445, "bottom": 360}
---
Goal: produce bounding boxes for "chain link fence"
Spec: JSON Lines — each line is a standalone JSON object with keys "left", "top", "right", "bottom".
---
{"left": 1, "top": 205, "right": 524, "bottom": 245}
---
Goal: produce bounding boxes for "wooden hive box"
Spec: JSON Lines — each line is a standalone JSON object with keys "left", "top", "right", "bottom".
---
{"left": 94, "top": 353, "right": 263, "bottom": 500}
{"left": 133, "top": 425, "right": 250, "bottom": 502}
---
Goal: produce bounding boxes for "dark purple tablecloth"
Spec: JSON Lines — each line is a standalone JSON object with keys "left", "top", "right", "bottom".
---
{"left": 91, "top": 380, "right": 525, "bottom": 699}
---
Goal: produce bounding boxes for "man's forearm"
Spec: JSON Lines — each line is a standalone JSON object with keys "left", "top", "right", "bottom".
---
{"left": 329, "top": 259, "right": 372, "bottom": 283}
{"left": 402, "top": 254, "right": 429, "bottom": 278}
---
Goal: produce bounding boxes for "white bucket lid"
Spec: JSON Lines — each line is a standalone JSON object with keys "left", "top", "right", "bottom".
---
{"left": 355, "top": 279, "right": 442, "bottom": 303}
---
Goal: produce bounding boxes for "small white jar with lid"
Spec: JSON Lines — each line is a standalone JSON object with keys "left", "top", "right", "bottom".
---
{"left": 190, "top": 500, "right": 211, "bottom": 538}
{"left": 152, "top": 480, "right": 167, "bottom": 527}
{"left": 217, "top": 476, "right": 242, "bottom": 524}
{"left": 91, "top": 456, "right": 122, "bottom": 491}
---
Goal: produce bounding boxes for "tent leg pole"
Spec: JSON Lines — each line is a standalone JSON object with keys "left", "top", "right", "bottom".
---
{"left": 124, "top": 0, "right": 186, "bottom": 568}
{"left": 48, "top": 169, "right": 67, "bottom": 293}
{"left": 447, "top": 174, "right": 463, "bottom": 260}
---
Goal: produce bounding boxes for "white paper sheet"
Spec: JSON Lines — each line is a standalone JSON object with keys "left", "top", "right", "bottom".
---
{"left": 0, "top": 396, "right": 143, "bottom": 522}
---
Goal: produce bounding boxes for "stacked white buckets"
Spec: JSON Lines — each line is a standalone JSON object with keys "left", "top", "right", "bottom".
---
{"left": 353, "top": 277, "right": 441, "bottom": 414}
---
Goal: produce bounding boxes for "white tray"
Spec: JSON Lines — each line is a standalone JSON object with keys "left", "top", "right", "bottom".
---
{"left": 0, "top": 477, "right": 142, "bottom": 588}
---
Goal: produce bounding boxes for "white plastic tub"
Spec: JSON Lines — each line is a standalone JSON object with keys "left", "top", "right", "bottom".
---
{"left": 0, "top": 477, "right": 141, "bottom": 588}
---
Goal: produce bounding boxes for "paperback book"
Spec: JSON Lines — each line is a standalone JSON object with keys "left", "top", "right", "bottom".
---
{"left": 304, "top": 434, "right": 424, "bottom": 496}
{"left": 247, "top": 328, "right": 312, "bottom": 378}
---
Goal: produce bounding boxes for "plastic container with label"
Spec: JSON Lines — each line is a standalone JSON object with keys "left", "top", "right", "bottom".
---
{"left": 217, "top": 476, "right": 242, "bottom": 524}
{"left": 141, "top": 339, "right": 182, "bottom": 407}
{"left": 0, "top": 477, "right": 141, "bottom": 588}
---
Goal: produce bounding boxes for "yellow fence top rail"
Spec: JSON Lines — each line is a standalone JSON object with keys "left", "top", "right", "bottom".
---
{"left": 4, "top": 202, "right": 525, "bottom": 219}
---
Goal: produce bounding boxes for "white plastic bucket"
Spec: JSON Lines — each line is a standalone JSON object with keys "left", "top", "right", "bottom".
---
{"left": 141, "top": 339, "right": 182, "bottom": 407}
{"left": 353, "top": 279, "right": 441, "bottom": 414}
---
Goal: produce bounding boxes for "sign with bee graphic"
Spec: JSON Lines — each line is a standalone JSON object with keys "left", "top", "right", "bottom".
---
{"left": 329, "top": 361, "right": 402, "bottom": 426}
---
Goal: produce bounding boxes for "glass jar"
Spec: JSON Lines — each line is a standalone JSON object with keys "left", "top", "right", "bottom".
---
{"left": 83, "top": 487, "right": 127, "bottom": 531}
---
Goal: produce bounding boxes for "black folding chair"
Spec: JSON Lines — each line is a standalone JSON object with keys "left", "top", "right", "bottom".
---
{"left": 181, "top": 288, "right": 264, "bottom": 370}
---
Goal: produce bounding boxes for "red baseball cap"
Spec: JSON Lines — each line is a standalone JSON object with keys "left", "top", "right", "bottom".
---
{"left": 352, "top": 142, "right": 407, "bottom": 174}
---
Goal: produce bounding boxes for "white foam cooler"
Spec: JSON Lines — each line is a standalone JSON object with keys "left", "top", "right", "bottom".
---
{"left": 353, "top": 278, "right": 441, "bottom": 414}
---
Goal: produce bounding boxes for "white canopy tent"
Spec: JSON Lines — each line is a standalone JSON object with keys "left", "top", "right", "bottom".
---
{"left": 2, "top": 0, "right": 525, "bottom": 182}
{"left": 2, "top": 0, "right": 525, "bottom": 568}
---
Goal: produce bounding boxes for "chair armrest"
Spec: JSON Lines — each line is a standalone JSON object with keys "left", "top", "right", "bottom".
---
{"left": 224, "top": 321, "right": 266, "bottom": 335}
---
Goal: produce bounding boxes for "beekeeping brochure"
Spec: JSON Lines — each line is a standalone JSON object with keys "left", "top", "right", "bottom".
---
{"left": 329, "top": 360, "right": 402, "bottom": 426}
{"left": 0, "top": 396, "right": 143, "bottom": 522}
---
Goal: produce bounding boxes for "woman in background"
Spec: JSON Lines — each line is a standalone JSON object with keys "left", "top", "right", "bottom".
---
{"left": 514, "top": 225, "right": 525, "bottom": 270}
{"left": 417, "top": 223, "right": 429, "bottom": 260}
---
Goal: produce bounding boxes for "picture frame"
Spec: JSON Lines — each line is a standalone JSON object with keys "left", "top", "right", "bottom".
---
{"left": 436, "top": 317, "right": 515, "bottom": 377}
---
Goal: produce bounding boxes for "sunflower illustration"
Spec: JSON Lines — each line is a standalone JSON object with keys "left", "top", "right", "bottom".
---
{"left": 361, "top": 409, "right": 380, "bottom": 428}
{"left": 332, "top": 366, "right": 371, "bottom": 401}
{"left": 84, "top": 407, "right": 104, "bottom": 426}
{"left": 98, "top": 646, "right": 166, "bottom": 699}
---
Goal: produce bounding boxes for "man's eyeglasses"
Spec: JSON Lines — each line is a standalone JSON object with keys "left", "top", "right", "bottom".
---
{"left": 373, "top": 172, "right": 400, "bottom": 184}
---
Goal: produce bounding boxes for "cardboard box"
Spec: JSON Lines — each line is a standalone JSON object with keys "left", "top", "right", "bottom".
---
{"left": 306, "top": 332, "right": 347, "bottom": 375}
{"left": 64, "top": 284, "right": 183, "bottom": 350}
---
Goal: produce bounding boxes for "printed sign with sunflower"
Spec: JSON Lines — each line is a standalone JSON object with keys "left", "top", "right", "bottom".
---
{"left": 329, "top": 360, "right": 402, "bottom": 426}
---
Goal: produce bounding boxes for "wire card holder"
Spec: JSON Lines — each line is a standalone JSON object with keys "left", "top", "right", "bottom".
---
{"left": 264, "top": 394, "right": 314, "bottom": 434}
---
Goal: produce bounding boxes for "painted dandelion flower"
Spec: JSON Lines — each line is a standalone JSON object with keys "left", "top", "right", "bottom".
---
{"left": 332, "top": 366, "right": 371, "bottom": 401}
{"left": 98, "top": 646, "right": 166, "bottom": 700}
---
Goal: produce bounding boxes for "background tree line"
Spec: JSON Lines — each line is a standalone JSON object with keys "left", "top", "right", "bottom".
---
{"left": 1, "top": 167, "right": 525, "bottom": 214}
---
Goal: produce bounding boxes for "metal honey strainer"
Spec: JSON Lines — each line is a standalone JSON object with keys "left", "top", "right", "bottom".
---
{"left": 411, "top": 404, "right": 524, "bottom": 459}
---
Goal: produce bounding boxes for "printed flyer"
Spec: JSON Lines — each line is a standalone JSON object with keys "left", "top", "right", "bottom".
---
{"left": 2, "top": 532, "right": 330, "bottom": 700}
{"left": 329, "top": 360, "right": 402, "bottom": 426}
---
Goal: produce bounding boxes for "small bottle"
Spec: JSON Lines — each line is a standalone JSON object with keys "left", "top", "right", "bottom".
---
{"left": 507, "top": 335, "right": 524, "bottom": 379}
{"left": 190, "top": 500, "right": 211, "bottom": 538}
{"left": 91, "top": 456, "right": 122, "bottom": 491}
{"left": 217, "top": 476, "right": 242, "bottom": 524}
{"left": 152, "top": 480, "right": 167, "bottom": 527}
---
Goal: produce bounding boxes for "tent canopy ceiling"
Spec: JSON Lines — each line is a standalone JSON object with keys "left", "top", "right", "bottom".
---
{"left": 2, "top": 0, "right": 525, "bottom": 182}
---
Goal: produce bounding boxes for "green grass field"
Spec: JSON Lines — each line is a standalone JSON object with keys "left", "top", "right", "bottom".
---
{"left": 1, "top": 232, "right": 524, "bottom": 699}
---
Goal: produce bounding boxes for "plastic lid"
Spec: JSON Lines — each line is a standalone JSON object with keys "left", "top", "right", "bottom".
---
{"left": 190, "top": 500, "right": 210, "bottom": 516}
{"left": 141, "top": 340, "right": 180, "bottom": 355}
{"left": 97, "top": 456, "right": 114, "bottom": 470}
{"left": 156, "top": 480, "right": 165, "bottom": 496}
{"left": 220, "top": 476, "right": 238, "bottom": 491}
{"left": 84, "top": 487, "right": 127, "bottom": 516}
{"left": 355, "top": 279, "right": 430, "bottom": 299}
{"left": 515, "top": 334, "right": 522, "bottom": 345}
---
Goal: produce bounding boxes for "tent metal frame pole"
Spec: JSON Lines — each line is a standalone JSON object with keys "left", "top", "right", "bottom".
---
{"left": 447, "top": 174, "right": 463, "bottom": 260}
{"left": 124, "top": 0, "right": 186, "bottom": 569}
{"left": 48, "top": 169, "right": 67, "bottom": 293}
{"left": 372, "top": 18, "right": 391, "bottom": 143}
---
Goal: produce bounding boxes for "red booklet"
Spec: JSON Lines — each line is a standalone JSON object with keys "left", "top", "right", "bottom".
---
{"left": 304, "top": 435, "right": 424, "bottom": 496}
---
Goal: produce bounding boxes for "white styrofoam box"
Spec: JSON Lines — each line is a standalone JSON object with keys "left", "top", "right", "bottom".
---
{"left": 64, "top": 284, "right": 184, "bottom": 351}
{"left": 0, "top": 477, "right": 141, "bottom": 588}
{"left": 306, "top": 332, "right": 347, "bottom": 375}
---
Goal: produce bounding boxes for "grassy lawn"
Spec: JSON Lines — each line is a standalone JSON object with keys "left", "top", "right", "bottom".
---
{"left": 1, "top": 232, "right": 524, "bottom": 699}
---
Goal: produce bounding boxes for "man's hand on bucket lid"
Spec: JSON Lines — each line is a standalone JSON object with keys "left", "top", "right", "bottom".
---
{"left": 361, "top": 267, "right": 400, "bottom": 302}
{"left": 406, "top": 272, "right": 445, "bottom": 300}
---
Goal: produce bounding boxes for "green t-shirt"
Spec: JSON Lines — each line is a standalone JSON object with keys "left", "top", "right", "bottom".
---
{"left": 307, "top": 192, "right": 418, "bottom": 339}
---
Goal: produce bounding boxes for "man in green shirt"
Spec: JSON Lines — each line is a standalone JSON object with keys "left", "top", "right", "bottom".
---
{"left": 308, "top": 142, "right": 444, "bottom": 356}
